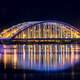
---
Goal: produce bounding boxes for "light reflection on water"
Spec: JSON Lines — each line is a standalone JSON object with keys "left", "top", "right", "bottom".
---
{"left": 0, "top": 44, "right": 80, "bottom": 71}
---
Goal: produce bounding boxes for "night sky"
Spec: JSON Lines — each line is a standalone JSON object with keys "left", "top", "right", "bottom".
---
{"left": 0, "top": 0, "right": 80, "bottom": 29}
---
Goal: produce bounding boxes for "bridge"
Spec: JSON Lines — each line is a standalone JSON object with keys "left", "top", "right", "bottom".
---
{"left": 0, "top": 21, "right": 80, "bottom": 44}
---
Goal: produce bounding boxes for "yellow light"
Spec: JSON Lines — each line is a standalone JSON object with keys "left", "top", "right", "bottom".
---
{"left": 75, "top": 54, "right": 79, "bottom": 60}
{"left": 71, "top": 45, "right": 74, "bottom": 64}
{"left": 13, "top": 45, "right": 17, "bottom": 69}
{"left": 23, "top": 34, "right": 26, "bottom": 38}
{"left": 23, "top": 45, "right": 26, "bottom": 61}
{"left": 31, "top": 29, "right": 32, "bottom": 31}
{"left": 46, "top": 52, "right": 50, "bottom": 64}
{"left": 3, "top": 45, "right": 7, "bottom": 69}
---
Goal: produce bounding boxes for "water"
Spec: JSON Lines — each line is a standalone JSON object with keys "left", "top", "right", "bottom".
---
{"left": 0, "top": 44, "right": 80, "bottom": 71}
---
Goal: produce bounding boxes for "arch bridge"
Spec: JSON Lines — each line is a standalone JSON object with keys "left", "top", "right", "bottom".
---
{"left": 0, "top": 21, "right": 80, "bottom": 44}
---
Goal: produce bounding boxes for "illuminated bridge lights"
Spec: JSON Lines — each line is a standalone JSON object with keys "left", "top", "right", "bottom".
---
{"left": 0, "top": 38, "right": 80, "bottom": 44}
{"left": 0, "top": 21, "right": 80, "bottom": 71}
{"left": 0, "top": 21, "right": 80, "bottom": 39}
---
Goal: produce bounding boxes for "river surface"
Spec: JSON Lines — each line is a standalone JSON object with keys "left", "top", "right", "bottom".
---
{"left": 0, "top": 44, "right": 80, "bottom": 71}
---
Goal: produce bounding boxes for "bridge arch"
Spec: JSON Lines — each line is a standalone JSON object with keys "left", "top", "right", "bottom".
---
{"left": 11, "top": 21, "right": 80, "bottom": 39}
{"left": 0, "top": 20, "right": 80, "bottom": 39}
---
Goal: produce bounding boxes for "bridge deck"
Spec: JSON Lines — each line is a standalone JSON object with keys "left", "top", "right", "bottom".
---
{"left": 0, "top": 38, "right": 80, "bottom": 44}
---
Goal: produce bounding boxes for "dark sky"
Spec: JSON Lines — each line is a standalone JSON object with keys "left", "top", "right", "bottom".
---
{"left": 0, "top": 0, "right": 80, "bottom": 29}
